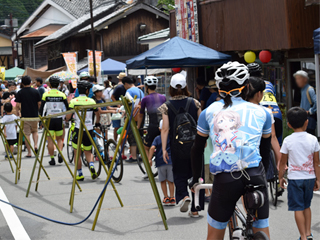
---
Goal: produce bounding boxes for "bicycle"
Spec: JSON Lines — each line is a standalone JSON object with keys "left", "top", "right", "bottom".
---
{"left": 194, "top": 184, "right": 270, "bottom": 240}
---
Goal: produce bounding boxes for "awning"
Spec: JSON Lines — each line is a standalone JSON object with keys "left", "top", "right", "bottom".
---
{"left": 5, "top": 67, "right": 25, "bottom": 80}
{"left": 126, "top": 36, "right": 231, "bottom": 69}
{"left": 20, "top": 24, "right": 65, "bottom": 39}
{"left": 23, "top": 66, "right": 67, "bottom": 81}
{"left": 78, "top": 58, "right": 126, "bottom": 75}
{"left": 314, "top": 28, "right": 320, "bottom": 55}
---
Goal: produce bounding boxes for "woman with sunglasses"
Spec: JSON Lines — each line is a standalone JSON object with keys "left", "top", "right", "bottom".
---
{"left": 190, "top": 61, "right": 272, "bottom": 239}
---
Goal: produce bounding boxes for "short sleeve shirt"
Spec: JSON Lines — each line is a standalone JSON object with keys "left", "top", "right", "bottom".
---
{"left": 112, "top": 85, "right": 126, "bottom": 101}
{"left": 151, "top": 136, "right": 172, "bottom": 167}
{"left": 15, "top": 87, "right": 41, "bottom": 118}
{"left": 69, "top": 95, "right": 97, "bottom": 131}
{"left": 197, "top": 97, "right": 272, "bottom": 175}
{"left": 1, "top": 114, "right": 19, "bottom": 140}
{"left": 280, "top": 131, "right": 319, "bottom": 180}
{"left": 41, "top": 89, "right": 68, "bottom": 117}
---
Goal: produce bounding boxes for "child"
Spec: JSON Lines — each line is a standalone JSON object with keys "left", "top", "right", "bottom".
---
{"left": 279, "top": 107, "right": 320, "bottom": 240}
{"left": 1, "top": 103, "right": 19, "bottom": 158}
{"left": 148, "top": 120, "right": 175, "bottom": 206}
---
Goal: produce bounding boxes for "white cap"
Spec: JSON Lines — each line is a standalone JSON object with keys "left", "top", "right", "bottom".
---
{"left": 293, "top": 70, "right": 309, "bottom": 79}
{"left": 159, "top": 120, "right": 163, "bottom": 129}
{"left": 92, "top": 84, "right": 105, "bottom": 93}
{"left": 170, "top": 73, "right": 187, "bottom": 89}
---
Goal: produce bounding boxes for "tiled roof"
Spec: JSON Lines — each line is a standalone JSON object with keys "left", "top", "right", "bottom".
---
{"left": 51, "top": 0, "right": 113, "bottom": 19}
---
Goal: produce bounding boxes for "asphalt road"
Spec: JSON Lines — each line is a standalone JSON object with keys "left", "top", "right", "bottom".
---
{"left": 0, "top": 130, "right": 319, "bottom": 240}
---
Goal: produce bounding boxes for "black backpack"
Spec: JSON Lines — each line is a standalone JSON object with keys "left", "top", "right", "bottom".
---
{"left": 166, "top": 98, "right": 197, "bottom": 159}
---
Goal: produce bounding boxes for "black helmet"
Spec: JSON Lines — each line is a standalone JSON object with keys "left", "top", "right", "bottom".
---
{"left": 49, "top": 76, "right": 61, "bottom": 85}
{"left": 247, "top": 63, "right": 262, "bottom": 77}
{"left": 77, "top": 80, "right": 92, "bottom": 90}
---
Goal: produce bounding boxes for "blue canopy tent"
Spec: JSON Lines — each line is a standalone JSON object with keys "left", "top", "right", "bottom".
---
{"left": 78, "top": 58, "right": 126, "bottom": 75}
{"left": 314, "top": 28, "right": 320, "bottom": 136}
{"left": 126, "top": 37, "right": 231, "bottom": 69}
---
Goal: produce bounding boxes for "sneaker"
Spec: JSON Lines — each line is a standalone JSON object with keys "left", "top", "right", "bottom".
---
{"left": 307, "top": 233, "right": 313, "bottom": 240}
{"left": 121, "top": 155, "right": 127, "bottom": 160}
{"left": 5, "top": 155, "right": 13, "bottom": 159}
{"left": 35, "top": 148, "right": 38, "bottom": 155}
{"left": 90, "top": 166, "right": 98, "bottom": 180}
{"left": 188, "top": 211, "right": 200, "bottom": 218}
{"left": 162, "top": 197, "right": 170, "bottom": 206}
{"left": 142, "top": 173, "right": 149, "bottom": 179}
{"left": 49, "top": 158, "right": 56, "bottom": 166}
{"left": 58, "top": 154, "right": 63, "bottom": 163}
{"left": 76, "top": 175, "right": 84, "bottom": 181}
{"left": 179, "top": 197, "right": 191, "bottom": 212}
{"left": 126, "top": 157, "right": 137, "bottom": 163}
{"left": 169, "top": 197, "right": 176, "bottom": 206}
{"left": 54, "top": 150, "right": 57, "bottom": 156}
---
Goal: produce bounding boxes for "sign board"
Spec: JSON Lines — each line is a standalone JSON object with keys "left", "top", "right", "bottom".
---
{"left": 0, "top": 67, "right": 5, "bottom": 81}
{"left": 175, "top": 0, "right": 199, "bottom": 42}
{"left": 88, "top": 50, "right": 102, "bottom": 84}
{"left": 62, "top": 52, "right": 77, "bottom": 74}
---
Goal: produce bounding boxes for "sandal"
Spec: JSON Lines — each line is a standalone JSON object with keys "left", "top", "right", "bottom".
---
{"left": 25, "top": 155, "right": 32, "bottom": 158}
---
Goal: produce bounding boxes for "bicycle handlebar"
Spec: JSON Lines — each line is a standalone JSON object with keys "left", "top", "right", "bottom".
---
{"left": 193, "top": 184, "right": 212, "bottom": 211}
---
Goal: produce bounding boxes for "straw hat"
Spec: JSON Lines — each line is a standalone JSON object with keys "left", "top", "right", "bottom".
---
{"left": 117, "top": 72, "right": 126, "bottom": 80}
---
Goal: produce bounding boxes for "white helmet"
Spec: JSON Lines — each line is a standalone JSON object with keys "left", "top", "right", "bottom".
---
{"left": 215, "top": 61, "right": 249, "bottom": 88}
{"left": 144, "top": 76, "right": 158, "bottom": 86}
{"left": 79, "top": 71, "right": 90, "bottom": 79}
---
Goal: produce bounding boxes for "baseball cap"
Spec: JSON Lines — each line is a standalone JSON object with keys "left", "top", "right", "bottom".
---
{"left": 92, "top": 84, "right": 105, "bottom": 93}
{"left": 170, "top": 73, "right": 187, "bottom": 89}
{"left": 117, "top": 72, "right": 126, "bottom": 79}
{"left": 293, "top": 70, "right": 309, "bottom": 79}
{"left": 206, "top": 80, "right": 217, "bottom": 89}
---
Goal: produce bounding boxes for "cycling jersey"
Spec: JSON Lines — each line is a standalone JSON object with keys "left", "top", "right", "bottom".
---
{"left": 140, "top": 93, "right": 166, "bottom": 127}
{"left": 69, "top": 94, "right": 97, "bottom": 131}
{"left": 40, "top": 89, "right": 69, "bottom": 117}
{"left": 197, "top": 97, "right": 272, "bottom": 175}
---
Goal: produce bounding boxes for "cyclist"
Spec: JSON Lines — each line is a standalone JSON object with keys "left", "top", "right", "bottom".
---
{"left": 138, "top": 76, "right": 166, "bottom": 152}
{"left": 39, "top": 76, "right": 69, "bottom": 165}
{"left": 190, "top": 62, "right": 272, "bottom": 239}
{"left": 58, "top": 78, "right": 69, "bottom": 96}
{"left": 74, "top": 72, "right": 94, "bottom": 98}
{"left": 66, "top": 81, "right": 100, "bottom": 181}
{"left": 247, "top": 63, "right": 283, "bottom": 146}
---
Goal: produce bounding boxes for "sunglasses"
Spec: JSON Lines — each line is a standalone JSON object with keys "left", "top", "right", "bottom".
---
{"left": 219, "top": 86, "right": 245, "bottom": 98}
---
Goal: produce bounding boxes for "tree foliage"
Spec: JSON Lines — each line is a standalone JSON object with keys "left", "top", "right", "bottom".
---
{"left": 157, "top": 0, "right": 175, "bottom": 13}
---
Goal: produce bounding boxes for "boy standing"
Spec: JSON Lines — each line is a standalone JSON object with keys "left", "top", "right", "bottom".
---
{"left": 279, "top": 107, "right": 320, "bottom": 240}
{"left": 148, "top": 120, "right": 175, "bottom": 206}
{"left": 1, "top": 103, "right": 19, "bottom": 158}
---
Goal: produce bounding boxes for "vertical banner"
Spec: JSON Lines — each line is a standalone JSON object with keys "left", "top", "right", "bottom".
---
{"left": 88, "top": 50, "right": 102, "bottom": 84}
{"left": 175, "top": 0, "right": 199, "bottom": 42}
{"left": 62, "top": 52, "right": 77, "bottom": 74}
{"left": 0, "top": 67, "right": 5, "bottom": 81}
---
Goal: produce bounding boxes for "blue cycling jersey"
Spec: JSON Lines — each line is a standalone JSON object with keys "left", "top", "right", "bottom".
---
{"left": 197, "top": 97, "right": 272, "bottom": 175}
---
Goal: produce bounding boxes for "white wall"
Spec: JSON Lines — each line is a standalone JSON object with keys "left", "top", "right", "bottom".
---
{"left": 148, "top": 40, "right": 167, "bottom": 49}
{"left": 29, "top": 6, "right": 73, "bottom": 32}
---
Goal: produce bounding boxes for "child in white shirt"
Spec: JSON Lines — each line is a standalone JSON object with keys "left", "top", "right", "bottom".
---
{"left": 279, "top": 107, "right": 320, "bottom": 240}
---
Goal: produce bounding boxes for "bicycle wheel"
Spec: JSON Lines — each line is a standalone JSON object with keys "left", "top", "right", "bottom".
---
{"left": 269, "top": 151, "right": 278, "bottom": 206}
{"left": 137, "top": 153, "right": 158, "bottom": 178}
{"left": 81, "top": 151, "right": 88, "bottom": 167}
{"left": 253, "top": 231, "right": 269, "bottom": 240}
{"left": 106, "top": 139, "right": 123, "bottom": 183}
{"left": 93, "top": 151, "right": 102, "bottom": 177}
{"left": 67, "top": 129, "right": 74, "bottom": 163}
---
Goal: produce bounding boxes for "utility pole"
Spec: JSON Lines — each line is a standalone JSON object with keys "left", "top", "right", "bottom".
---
{"left": 89, "top": 0, "right": 97, "bottom": 78}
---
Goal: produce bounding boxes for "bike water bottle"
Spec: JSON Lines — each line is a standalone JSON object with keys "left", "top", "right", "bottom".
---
{"left": 232, "top": 228, "right": 245, "bottom": 240}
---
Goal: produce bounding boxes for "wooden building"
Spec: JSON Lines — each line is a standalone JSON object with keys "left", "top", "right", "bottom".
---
{"left": 35, "top": 2, "right": 169, "bottom": 70}
{"left": 170, "top": 0, "right": 319, "bottom": 108}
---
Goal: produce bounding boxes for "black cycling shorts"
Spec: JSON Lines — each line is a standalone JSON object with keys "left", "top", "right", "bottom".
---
{"left": 48, "top": 118, "right": 63, "bottom": 137}
{"left": 72, "top": 128, "right": 94, "bottom": 151}
{"left": 7, "top": 139, "right": 17, "bottom": 146}
{"left": 143, "top": 126, "right": 160, "bottom": 148}
{"left": 208, "top": 164, "right": 269, "bottom": 229}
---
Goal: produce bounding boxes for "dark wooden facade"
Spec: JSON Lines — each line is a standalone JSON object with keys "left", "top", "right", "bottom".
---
{"left": 170, "top": 0, "right": 319, "bottom": 52}
{"left": 48, "top": 8, "right": 168, "bottom": 69}
{"left": 22, "top": 40, "right": 48, "bottom": 69}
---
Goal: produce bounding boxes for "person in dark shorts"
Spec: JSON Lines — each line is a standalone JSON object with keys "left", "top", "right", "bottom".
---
{"left": 66, "top": 81, "right": 100, "bottom": 181}
{"left": 1, "top": 103, "right": 19, "bottom": 158}
{"left": 39, "top": 76, "right": 69, "bottom": 165}
{"left": 138, "top": 76, "right": 166, "bottom": 154}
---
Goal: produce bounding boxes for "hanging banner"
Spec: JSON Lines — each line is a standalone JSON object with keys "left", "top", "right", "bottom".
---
{"left": 62, "top": 52, "right": 77, "bottom": 74}
{"left": 88, "top": 50, "right": 102, "bottom": 84}
{"left": 0, "top": 67, "right": 5, "bottom": 81}
{"left": 175, "top": 0, "right": 199, "bottom": 42}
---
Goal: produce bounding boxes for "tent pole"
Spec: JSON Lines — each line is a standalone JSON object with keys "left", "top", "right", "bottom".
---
{"left": 315, "top": 53, "right": 320, "bottom": 137}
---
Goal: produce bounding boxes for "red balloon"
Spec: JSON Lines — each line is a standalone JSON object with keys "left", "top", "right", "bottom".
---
{"left": 259, "top": 50, "right": 272, "bottom": 63}
{"left": 172, "top": 68, "right": 181, "bottom": 73}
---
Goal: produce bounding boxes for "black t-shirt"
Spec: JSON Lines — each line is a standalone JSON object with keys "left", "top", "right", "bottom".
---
{"left": 15, "top": 87, "right": 41, "bottom": 118}
{"left": 112, "top": 85, "right": 126, "bottom": 101}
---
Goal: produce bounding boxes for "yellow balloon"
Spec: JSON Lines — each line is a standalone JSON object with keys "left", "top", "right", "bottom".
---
{"left": 244, "top": 51, "right": 256, "bottom": 63}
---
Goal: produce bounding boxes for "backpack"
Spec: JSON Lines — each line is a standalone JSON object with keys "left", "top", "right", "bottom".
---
{"left": 166, "top": 98, "right": 197, "bottom": 160}
{"left": 306, "top": 86, "right": 317, "bottom": 120}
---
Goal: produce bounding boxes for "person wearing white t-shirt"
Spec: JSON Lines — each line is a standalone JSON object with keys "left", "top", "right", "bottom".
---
{"left": 279, "top": 107, "right": 320, "bottom": 240}
{"left": 1, "top": 103, "right": 19, "bottom": 158}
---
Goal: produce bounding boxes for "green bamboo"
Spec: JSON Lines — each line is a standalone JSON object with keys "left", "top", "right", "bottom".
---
{"left": 15, "top": 121, "right": 23, "bottom": 184}
{"left": 122, "top": 98, "right": 168, "bottom": 230}
{"left": 0, "top": 126, "right": 15, "bottom": 173}
{"left": 91, "top": 117, "right": 129, "bottom": 231}
{"left": 69, "top": 109, "right": 86, "bottom": 212}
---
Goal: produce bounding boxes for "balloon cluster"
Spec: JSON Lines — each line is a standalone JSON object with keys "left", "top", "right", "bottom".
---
{"left": 244, "top": 50, "right": 272, "bottom": 64}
